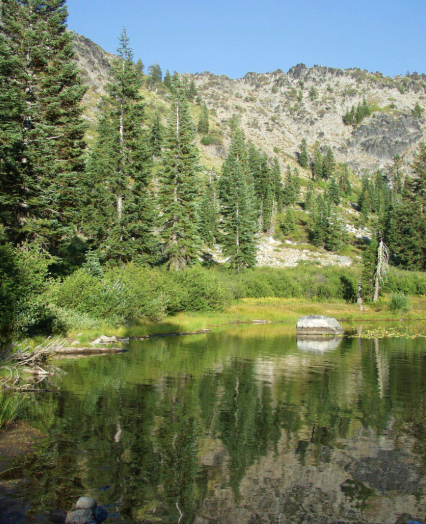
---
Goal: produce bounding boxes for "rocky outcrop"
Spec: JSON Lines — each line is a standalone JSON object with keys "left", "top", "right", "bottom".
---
{"left": 296, "top": 315, "right": 344, "bottom": 336}
{"left": 71, "top": 32, "right": 114, "bottom": 93}
{"left": 348, "top": 114, "right": 424, "bottom": 160}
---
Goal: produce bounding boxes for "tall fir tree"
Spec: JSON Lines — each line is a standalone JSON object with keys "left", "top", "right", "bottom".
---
{"left": 85, "top": 28, "right": 154, "bottom": 263}
{"left": 150, "top": 111, "right": 163, "bottom": 157}
{"left": 197, "top": 103, "right": 209, "bottom": 134}
{"left": 339, "top": 164, "right": 352, "bottom": 196}
{"left": 312, "top": 142, "right": 323, "bottom": 181}
{"left": 362, "top": 237, "right": 378, "bottom": 301}
{"left": 322, "top": 147, "right": 335, "bottom": 180}
{"left": 219, "top": 129, "right": 258, "bottom": 270}
{"left": 158, "top": 75, "right": 201, "bottom": 270}
{"left": 298, "top": 138, "right": 309, "bottom": 169}
{"left": 199, "top": 173, "right": 220, "bottom": 248}
{"left": 0, "top": 0, "right": 88, "bottom": 251}
{"left": 384, "top": 143, "right": 426, "bottom": 270}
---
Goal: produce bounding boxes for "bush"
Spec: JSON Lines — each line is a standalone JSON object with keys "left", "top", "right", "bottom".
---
{"left": 389, "top": 293, "right": 411, "bottom": 313}
{"left": 0, "top": 243, "right": 52, "bottom": 340}
{"left": 200, "top": 134, "right": 223, "bottom": 146}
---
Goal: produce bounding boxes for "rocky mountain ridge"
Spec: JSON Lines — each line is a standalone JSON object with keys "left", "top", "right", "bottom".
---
{"left": 72, "top": 31, "right": 426, "bottom": 176}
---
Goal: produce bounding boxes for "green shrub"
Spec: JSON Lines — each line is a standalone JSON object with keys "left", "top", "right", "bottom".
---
{"left": 389, "top": 293, "right": 411, "bottom": 313}
{"left": 0, "top": 243, "right": 52, "bottom": 340}
{"left": 200, "top": 134, "right": 223, "bottom": 146}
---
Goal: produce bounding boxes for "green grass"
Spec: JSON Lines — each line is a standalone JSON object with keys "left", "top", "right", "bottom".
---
{"left": 66, "top": 295, "right": 426, "bottom": 343}
{"left": 0, "top": 391, "right": 29, "bottom": 431}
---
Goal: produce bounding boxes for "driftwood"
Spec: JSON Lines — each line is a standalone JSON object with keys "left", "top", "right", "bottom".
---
{"left": 1, "top": 337, "right": 65, "bottom": 391}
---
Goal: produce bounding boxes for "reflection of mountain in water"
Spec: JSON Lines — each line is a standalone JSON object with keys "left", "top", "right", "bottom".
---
{"left": 297, "top": 336, "right": 342, "bottom": 352}
{"left": 5, "top": 331, "right": 426, "bottom": 524}
{"left": 195, "top": 430, "right": 425, "bottom": 524}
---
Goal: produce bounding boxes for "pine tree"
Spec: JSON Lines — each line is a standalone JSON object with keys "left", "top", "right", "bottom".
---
{"left": 304, "top": 180, "right": 315, "bottom": 212}
{"left": 312, "top": 142, "right": 323, "bottom": 180}
{"left": 272, "top": 157, "right": 283, "bottom": 213}
{"left": 385, "top": 143, "right": 426, "bottom": 270}
{"left": 390, "top": 154, "right": 403, "bottom": 194}
{"left": 328, "top": 177, "right": 341, "bottom": 205}
{"left": 150, "top": 111, "right": 163, "bottom": 157}
{"left": 322, "top": 147, "right": 335, "bottom": 180}
{"left": 219, "top": 129, "right": 258, "bottom": 270}
{"left": 280, "top": 208, "right": 296, "bottom": 235}
{"left": 310, "top": 194, "right": 328, "bottom": 247}
{"left": 324, "top": 209, "right": 348, "bottom": 251}
{"left": 197, "top": 103, "right": 209, "bottom": 134}
{"left": 339, "top": 164, "right": 352, "bottom": 196}
{"left": 163, "top": 69, "right": 172, "bottom": 89}
{"left": 147, "top": 61, "right": 162, "bottom": 88}
{"left": 85, "top": 28, "right": 154, "bottom": 263}
{"left": 158, "top": 75, "right": 201, "bottom": 270}
{"left": 135, "top": 58, "right": 144, "bottom": 79}
{"left": 362, "top": 237, "right": 378, "bottom": 301}
{"left": 199, "top": 174, "right": 220, "bottom": 247}
{"left": 187, "top": 79, "right": 197, "bottom": 101}
{"left": 298, "top": 138, "right": 309, "bottom": 169}
{"left": 0, "top": 0, "right": 88, "bottom": 250}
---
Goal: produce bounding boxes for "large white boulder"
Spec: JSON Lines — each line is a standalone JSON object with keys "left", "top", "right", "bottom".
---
{"left": 296, "top": 315, "right": 344, "bottom": 336}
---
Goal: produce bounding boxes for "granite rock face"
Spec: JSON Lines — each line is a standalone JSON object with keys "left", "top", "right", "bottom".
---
{"left": 296, "top": 315, "right": 344, "bottom": 336}
{"left": 348, "top": 114, "right": 423, "bottom": 160}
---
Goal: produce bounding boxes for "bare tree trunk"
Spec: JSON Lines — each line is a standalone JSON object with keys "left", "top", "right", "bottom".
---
{"left": 373, "top": 240, "right": 389, "bottom": 303}
{"left": 357, "top": 281, "right": 363, "bottom": 311}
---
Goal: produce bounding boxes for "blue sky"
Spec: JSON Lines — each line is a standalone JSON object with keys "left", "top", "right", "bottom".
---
{"left": 67, "top": 0, "right": 426, "bottom": 79}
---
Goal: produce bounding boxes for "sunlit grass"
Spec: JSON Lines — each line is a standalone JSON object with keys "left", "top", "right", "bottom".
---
{"left": 67, "top": 296, "right": 426, "bottom": 342}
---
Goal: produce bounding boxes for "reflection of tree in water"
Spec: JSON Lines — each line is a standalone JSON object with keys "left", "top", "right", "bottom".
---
{"left": 217, "top": 360, "right": 281, "bottom": 499}
{"left": 153, "top": 375, "right": 201, "bottom": 523}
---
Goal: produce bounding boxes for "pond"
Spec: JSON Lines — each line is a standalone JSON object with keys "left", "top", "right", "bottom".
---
{"left": 2, "top": 324, "right": 426, "bottom": 524}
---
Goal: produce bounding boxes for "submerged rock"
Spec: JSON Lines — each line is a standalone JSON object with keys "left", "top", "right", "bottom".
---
{"left": 64, "top": 497, "right": 108, "bottom": 524}
{"left": 296, "top": 315, "right": 344, "bottom": 336}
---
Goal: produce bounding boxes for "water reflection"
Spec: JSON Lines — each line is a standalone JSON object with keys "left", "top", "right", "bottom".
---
{"left": 2, "top": 327, "right": 426, "bottom": 523}
{"left": 296, "top": 336, "right": 342, "bottom": 352}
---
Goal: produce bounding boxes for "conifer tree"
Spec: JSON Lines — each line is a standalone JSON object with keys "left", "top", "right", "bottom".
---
{"left": 298, "top": 138, "right": 309, "bottom": 169}
{"left": 259, "top": 154, "right": 274, "bottom": 232}
{"left": 0, "top": 0, "right": 88, "bottom": 250}
{"left": 280, "top": 208, "right": 296, "bottom": 235}
{"left": 328, "top": 177, "right": 341, "bottom": 205}
{"left": 312, "top": 142, "right": 323, "bottom": 180}
{"left": 199, "top": 173, "right": 220, "bottom": 247}
{"left": 85, "top": 28, "right": 154, "bottom": 262}
{"left": 219, "top": 129, "right": 258, "bottom": 270}
{"left": 390, "top": 154, "right": 403, "bottom": 194}
{"left": 384, "top": 143, "right": 426, "bottom": 270}
{"left": 150, "top": 111, "right": 163, "bottom": 157}
{"left": 324, "top": 210, "right": 348, "bottom": 251}
{"left": 158, "top": 75, "right": 201, "bottom": 270}
{"left": 304, "top": 181, "right": 315, "bottom": 212}
{"left": 310, "top": 194, "right": 328, "bottom": 246}
{"left": 187, "top": 79, "right": 197, "bottom": 101}
{"left": 322, "top": 147, "right": 335, "bottom": 180}
{"left": 272, "top": 157, "right": 283, "bottom": 213}
{"left": 163, "top": 69, "right": 172, "bottom": 89}
{"left": 339, "top": 164, "right": 352, "bottom": 196}
{"left": 362, "top": 237, "right": 378, "bottom": 301}
{"left": 197, "top": 103, "right": 209, "bottom": 134}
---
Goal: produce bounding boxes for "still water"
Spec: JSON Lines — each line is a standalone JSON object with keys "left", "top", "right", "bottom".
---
{"left": 3, "top": 325, "right": 426, "bottom": 524}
